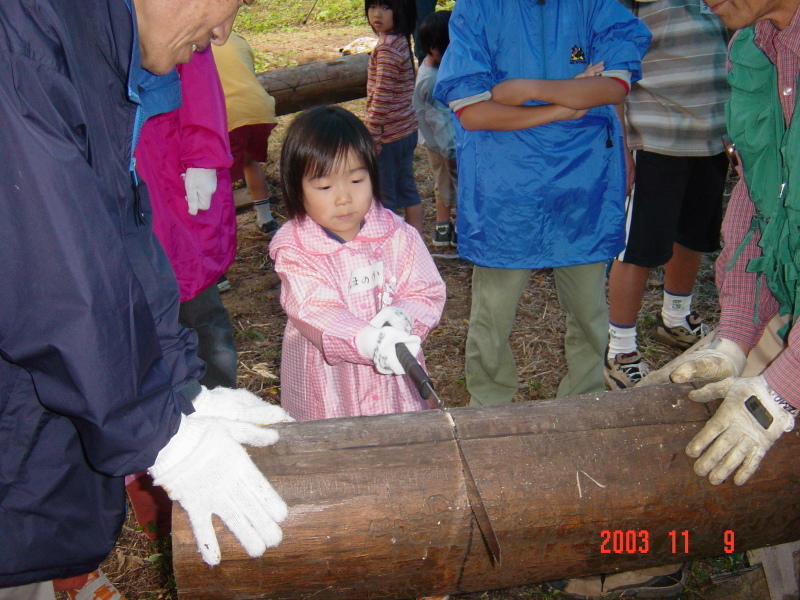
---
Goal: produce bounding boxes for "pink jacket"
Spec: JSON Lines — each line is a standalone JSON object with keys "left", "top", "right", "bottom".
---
{"left": 269, "top": 202, "right": 446, "bottom": 421}
{"left": 135, "top": 47, "right": 236, "bottom": 302}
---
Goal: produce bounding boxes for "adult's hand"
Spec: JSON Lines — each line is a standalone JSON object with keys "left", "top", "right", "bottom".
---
{"left": 686, "top": 375, "right": 796, "bottom": 485}
{"left": 637, "top": 337, "right": 746, "bottom": 387}
{"left": 149, "top": 388, "right": 292, "bottom": 565}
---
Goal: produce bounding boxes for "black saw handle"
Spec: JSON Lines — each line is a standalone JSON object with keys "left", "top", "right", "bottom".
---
{"left": 394, "top": 342, "right": 433, "bottom": 400}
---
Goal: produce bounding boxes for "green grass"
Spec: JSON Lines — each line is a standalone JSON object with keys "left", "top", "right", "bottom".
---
{"left": 235, "top": 0, "right": 368, "bottom": 36}
{"left": 236, "top": 0, "right": 454, "bottom": 36}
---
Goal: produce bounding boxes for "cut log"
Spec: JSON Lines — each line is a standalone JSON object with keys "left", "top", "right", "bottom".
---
{"left": 258, "top": 53, "right": 369, "bottom": 117}
{"left": 172, "top": 384, "right": 800, "bottom": 599}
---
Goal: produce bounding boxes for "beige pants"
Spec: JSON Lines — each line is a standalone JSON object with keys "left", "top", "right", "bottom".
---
{"left": 425, "top": 149, "right": 457, "bottom": 208}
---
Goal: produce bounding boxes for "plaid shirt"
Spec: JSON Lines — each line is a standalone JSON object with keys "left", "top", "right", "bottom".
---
{"left": 717, "top": 12, "right": 800, "bottom": 406}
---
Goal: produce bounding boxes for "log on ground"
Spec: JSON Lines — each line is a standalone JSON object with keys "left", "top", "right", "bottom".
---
{"left": 258, "top": 53, "right": 369, "bottom": 117}
{"left": 172, "top": 384, "right": 800, "bottom": 599}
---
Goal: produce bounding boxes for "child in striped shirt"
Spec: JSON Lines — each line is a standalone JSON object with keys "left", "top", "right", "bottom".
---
{"left": 365, "top": 0, "right": 424, "bottom": 235}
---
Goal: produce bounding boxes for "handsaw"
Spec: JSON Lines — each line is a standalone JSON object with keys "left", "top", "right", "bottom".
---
{"left": 395, "top": 342, "right": 502, "bottom": 566}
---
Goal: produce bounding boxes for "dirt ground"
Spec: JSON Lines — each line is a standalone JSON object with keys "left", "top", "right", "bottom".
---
{"left": 87, "top": 22, "right": 779, "bottom": 600}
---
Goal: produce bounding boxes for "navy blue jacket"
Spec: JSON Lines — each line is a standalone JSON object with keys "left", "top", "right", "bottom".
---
{"left": 0, "top": 0, "right": 204, "bottom": 586}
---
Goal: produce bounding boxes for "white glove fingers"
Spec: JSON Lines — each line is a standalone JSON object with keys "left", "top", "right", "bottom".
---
{"left": 692, "top": 427, "right": 742, "bottom": 480}
{"left": 733, "top": 447, "right": 766, "bottom": 486}
{"left": 224, "top": 421, "right": 281, "bottom": 447}
{"left": 688, "top": 377, "right": 736, "bottom": 403}
{"left": 214, "top": 501, "right": 270, "bottom": 558}
{"left": 706, "top": 439, "right": 751, "bottom": 485}
{"left": 686, "top": 417, "right": 727, "bottom": 459}
{"left": 185, "top": 506, "right": 223, "bottom": 566}
{"left": 636, "top": 368, "right": 671, "bottom": 387}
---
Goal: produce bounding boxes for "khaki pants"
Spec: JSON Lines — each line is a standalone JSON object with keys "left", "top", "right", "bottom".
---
{"left": 466, "top": 262, "right": 608, "bottom": 406}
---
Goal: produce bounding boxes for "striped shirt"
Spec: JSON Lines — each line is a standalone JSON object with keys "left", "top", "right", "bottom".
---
{"left": 621, "top": 0, "right": 729, "bottom": 156}
{"left": 366, "top": 33, "right": 418, "bottom": 145}
{"left": 717, "top": 13, "right": 800, "bottom": 406}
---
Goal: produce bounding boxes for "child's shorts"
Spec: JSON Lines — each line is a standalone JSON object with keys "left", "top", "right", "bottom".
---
{"left": 617, "top": 150, "right": 728, "bottom": 268}
{"left": 228, "top": 122, "right": 277, "bottom": 183}
{"left": 378, "top": 131, "right": 421, "bottom": 211}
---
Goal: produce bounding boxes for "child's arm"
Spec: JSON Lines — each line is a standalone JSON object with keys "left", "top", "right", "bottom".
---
{"left": 458, "top": 99, "right": 587, "bottom": 132}
{"left": 491, "top": 72, "right": 628, "bottom": 111}
{"left": 457, "top": 63, "right": 611, "bottom": 132}
{"left": 385, "top": 224, "right": 447, "bottom": 339}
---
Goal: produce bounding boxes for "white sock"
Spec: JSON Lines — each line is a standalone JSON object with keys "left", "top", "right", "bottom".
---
{"left": 661, "top": 289, "right": 692, "bottom": 328}
{"left": 254, "top": 198, "right": 275, "bottom": 225}
{"left": 608, "top": 322, "right": 637, "bottom": 360}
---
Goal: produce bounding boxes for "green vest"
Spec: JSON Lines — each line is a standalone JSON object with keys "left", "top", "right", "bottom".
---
{"left": 726, "top": 26, "right": 800, "bottom": 334}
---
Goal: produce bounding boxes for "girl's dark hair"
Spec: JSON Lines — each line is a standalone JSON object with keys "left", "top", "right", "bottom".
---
{"left": 418, "top": 10, "right": 451, "bottom": 58}
{"left": 364, "top": 0, "right": 417, "bottom": 37}
{"left": 280, "top": 106, "right": 381, "bottom": 219}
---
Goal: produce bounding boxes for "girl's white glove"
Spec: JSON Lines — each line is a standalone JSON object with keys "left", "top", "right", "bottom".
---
{"left": 149, "top": 387, "right": 292, "bottom": 565}
{"left": 686, "top": 375, "right": 796, "bottom": 486}
{"left": 356, "top": 325, "right": 421, "bottom": 375}
{"left": 637, "top": 337, "right": 746, "bottom": 387}
{"left": 369, "top": 306, "right": 414, "bottom": 334}
{"left": 183, "top": 167, "right": 217, "bottom": 215}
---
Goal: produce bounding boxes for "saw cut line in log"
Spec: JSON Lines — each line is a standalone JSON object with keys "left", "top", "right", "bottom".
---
{"left": 172, "top": 384, "right": 800, "bottom": 600}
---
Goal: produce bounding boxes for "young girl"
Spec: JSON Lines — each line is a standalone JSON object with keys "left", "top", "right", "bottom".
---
{"left": 365, "top": 0, "right": 424, "bottom": 235}
{"left": 269, "top": 106, "right": 446, "bottom": 421}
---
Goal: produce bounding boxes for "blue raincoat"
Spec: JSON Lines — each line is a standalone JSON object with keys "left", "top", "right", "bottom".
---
{"left": 0, "top": 0, "right": 203, "bottom": 586}
{"left": 434, "top": 0, "right": 650, "bottom": 269}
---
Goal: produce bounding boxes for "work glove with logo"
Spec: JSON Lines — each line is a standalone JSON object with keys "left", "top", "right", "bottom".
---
{"left": 637, "top": 337, "right": 746, "bottom": 387}
{"left": 686, "top": 375, "right": 796, "bottom": 485}
{"left": 356, "top": 325, "right": 421, "bottom": 375}
{"left": 149, "top": 387, "right": 292, "bottom": 565}
{"left": 369, "top": 305, "right": 414, "bottom": 334}
{"left": 183, "top": 167, "right": 217, "bottom": 215}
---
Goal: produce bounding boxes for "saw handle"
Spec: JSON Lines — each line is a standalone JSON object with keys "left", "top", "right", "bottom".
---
{"left": 394, "top": 342, "right": 433, "bottom": 400}
{"left": 381, "top": 320, "right": 435, "bottom": 402}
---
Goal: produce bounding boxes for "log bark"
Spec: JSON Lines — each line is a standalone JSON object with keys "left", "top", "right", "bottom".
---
{"left": 258, "top": 53, "right": 369, "bottom": 117}
{"left": 172, "top": 384, "right": 800, "bottom": 599}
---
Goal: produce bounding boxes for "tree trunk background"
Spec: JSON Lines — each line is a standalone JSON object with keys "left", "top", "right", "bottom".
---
{"left": 259, "top": 53, "right": 369, "bottom": 117}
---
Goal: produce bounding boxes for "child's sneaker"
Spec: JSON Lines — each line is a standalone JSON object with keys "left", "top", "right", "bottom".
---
{"left": 258, "top": 218, "right": 279, "bottom": 238}
{"left": 652, "top": 312, "right": 709, "bottom": 349}
{"left": 433, "top": 221, "right": 453, "bottom": 247}
{"left": 604, "top": 350, "right": 650, "bottom": 389}
{"left": 450, "top": 225, "right": 458, "bottom": 249}
{"left": 217, "top": 275, "right": 231, "bottom": 294}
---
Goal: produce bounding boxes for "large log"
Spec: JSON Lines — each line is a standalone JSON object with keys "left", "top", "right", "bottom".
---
{"left": 172, "top": 384, "right": 800, "bottom": 599}
{"left": 257, "top": 53, "right": 369, "bottom": 117}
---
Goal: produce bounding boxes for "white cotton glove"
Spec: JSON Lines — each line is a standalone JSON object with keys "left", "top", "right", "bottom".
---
{"left": 356, "top": 325, "right": 421, "bottom": 375}
{"left": 369, "top": 305, "right": 414, "bottom": 334}
{"left": 192, "top": 386, "right": 295, "bottom": 426}
{"left": 637, "top": 337, "right": 747, "bottom": 387}
{"left": 685, "top": 375, "right": 796, "bottom": 486}
{"left": 183, "top": 167, "right": 217, "bottom": 215}
{"left": 149, "top": 388, "right": 291, "bottom": 566}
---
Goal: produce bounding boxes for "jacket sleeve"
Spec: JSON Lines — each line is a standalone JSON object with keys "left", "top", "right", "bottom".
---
{"left": 587, "top": 0, "right": 650, "bottom": 84}
{"left": 273, "top": 246, "right": 376, "bottom": 367}
{"left": 389, "top": 225, "right": 447, "bottom": 339}
{"left": 433, "top": 0, "right": 493, "bottom": 106}
{"left": 176, "top": 46, "right": 233, "bottom": 171}
{"left": 0, "top": 37, "right": 201, "bottom": 477}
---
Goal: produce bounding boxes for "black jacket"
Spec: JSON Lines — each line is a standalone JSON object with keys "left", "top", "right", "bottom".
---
{"left": 0, "top": 0, "right": 204, "bottom": 586}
